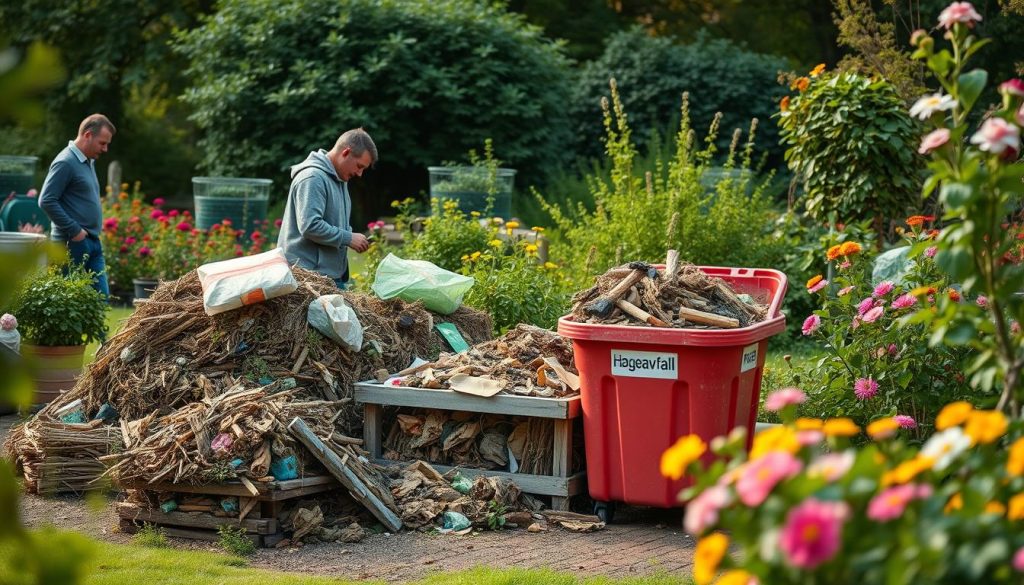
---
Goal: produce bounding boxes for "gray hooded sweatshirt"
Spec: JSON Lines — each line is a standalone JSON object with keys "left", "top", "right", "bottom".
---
{"left": 277, "top": 150, "right": 353, "bottom": 280}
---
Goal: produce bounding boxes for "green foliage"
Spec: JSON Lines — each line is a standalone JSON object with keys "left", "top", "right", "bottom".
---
{"left": 832, "top": 0, "right": 927, "bottom": 101}
{"left": 133, "top": 523, "right": 169, "bottom": 548}
{"left": 571, "top": 28, "right": 791, "bottom": 163}
{"left": 402, "top": 199, "right": 492, "bottom": 273}
{"left": 7, "top": 263, "right": 108, "bottom": 346}
{"left": 485, "top": 501, "right": 507, "bottom": 531}
{"left": 174, "top": 0, "right": 574, "bottom": 187}
{"left": 543, "top": 80, "right": 784, "bottom": 290}
{"left": 779, "top": 69, "right": 921, "bottom": 231}
{"left": 216, "top": 525, "right": 256, "bottom": 557}
{"left": 908, "top": 20, "right": 1024, "bottom": 412}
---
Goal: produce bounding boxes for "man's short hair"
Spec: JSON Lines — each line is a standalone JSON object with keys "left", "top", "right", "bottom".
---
{"left": 335, "top": 128, "right": 377, "bottom": 163}
{"left": 79, "top": 114, "right": 116, "bottom": 138}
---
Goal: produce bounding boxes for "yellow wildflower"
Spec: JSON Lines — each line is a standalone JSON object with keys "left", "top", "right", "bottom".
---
{"left": 489, "top": 239, "right": 503, "bottom": 248}
{"left": 881, "top": 455, "right": 934, "bottom": 486}
{"left": 525, "top": 244, "right": 538, "bottom": 254}
{"left": 120, "top": 182, "right": 128, "bottom": 191}
{"left": 491, "top": 217, "right": 504, "bottom": 225}
{"left": 391, "top": 200, "right": 400, "bottom": 208}
{"left": 531, "top": 226, "right": 545, "bottom": 232}
{"left": 1007, "top": 438, "right": 1024, "bottom": 476}
{"left": 985, "top": 501, "right": 1006, "bottom": 516}
{"left": 506, "top": 220, "right": 520, "bottom": 229}
{"left": 935, "top": 401, "right": 973, "bottom": 430}
{"left": 693, "top": 532, "right": 729, "bottom": 585}
{"left": 822, "top": 418, "right": 861, "bottom": 437}
{"left": 460, "top": 254, "right": 469, "bottom": 262}
{"left": 543, "top": 261, "right": 557, "bottom": 270}
{"left": 810, "top": 63, "right": 826, "bottom": 77}
{"left": 944, "top": 493, "right": 963, "bottom": 514}
{"left": 867, "top": 418, "right": 900, "bottom": 440}
{"left": 795, "top": 418, "right": 823, "bottom": 431}
{"left": 470, "top": 211, "right": 481, "bottom": 217}
{"left": 715, "top": 570, "right": 755, "bottom": 585}
{"left": 1008, "top": 493, "right": 1024, "bottom": 521}
{"left": 660, "top": 435, "right": 706, "bottom": 480}
{"left": 470, "top": 251, "right": 481, "bottom": 261}
{"left": 964, "top": 410, "right": 1007, "bottom": 445}
{"left": 750, "top": 425, "right": 800, "bottom": 459}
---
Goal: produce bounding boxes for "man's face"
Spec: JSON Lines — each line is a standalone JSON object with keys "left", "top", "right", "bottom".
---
{"left": 82, "top": 127, "right": 113, "bottom": 160}
{"left": 336, "top": 148, "right": 373, "bottom": 182}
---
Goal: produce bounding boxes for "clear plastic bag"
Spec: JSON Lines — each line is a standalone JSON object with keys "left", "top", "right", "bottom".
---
{"left": 307, "top": 294, "right": 363, "bottom": 351}
{"left": 371, "top": 253, "right": 474, "bottom": 315}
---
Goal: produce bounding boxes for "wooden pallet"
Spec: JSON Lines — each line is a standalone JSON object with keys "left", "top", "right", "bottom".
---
{"left": 354, "top": 382, "right": 585, "bottom": 510}
{"left": 116, "top": 475, "right": 339, "bottom": 547}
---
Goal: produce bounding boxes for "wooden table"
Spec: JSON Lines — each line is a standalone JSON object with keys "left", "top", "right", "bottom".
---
{"left": 355, "top": 381, "right": 584, "bottom": 510}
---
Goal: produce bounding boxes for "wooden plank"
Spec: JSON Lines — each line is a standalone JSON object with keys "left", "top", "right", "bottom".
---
{"left": 118, "top": 476, "right": 338, "bottom": 499}
{"left": 375, "top": 459, "right": 585, "bottom": 497}
{"left": 288, "top": 417, "right": 403, "bottom": 532}
{"left": 264, "top": 482, "right": 339, "bottom": 502}
{"left": 115, "top": 502, "right": 275, "bottom": 534}
{"left": 354, "top": 382, "right": 579, "bottom": 419}
{"left": 238, "top": 476, "right": 260, "bottom": 497}
{"left": 266, "top": 476, "right": 337, "bottom": 491}
{"left": 551, "top": 419, "right": 571, "bottom": 511}
{"left": 364, "top": 403, "right": 383, "bottom": 460}
{"left": 238, "top": 497, "right": 259, "bottom": 522}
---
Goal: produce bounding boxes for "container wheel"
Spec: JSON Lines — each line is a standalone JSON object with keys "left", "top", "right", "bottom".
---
{"left": 593, "top": 501, "right": 616, "bottom": 524}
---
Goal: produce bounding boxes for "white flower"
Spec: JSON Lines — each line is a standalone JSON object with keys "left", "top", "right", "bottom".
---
{"left": 921, "top": 426, "right": 972, "bottom": 471}
{"left": 969, "top": 117, "right": 1021, "bottom": 155}
{"left": 938, "top": 2, "right": 983, "bottom": 29}
{"left": 909, "top": 93, "right": 956, "bottom": 120}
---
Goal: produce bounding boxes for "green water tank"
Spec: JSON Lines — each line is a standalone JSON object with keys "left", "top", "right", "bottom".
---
{"left": 0, "top": 195, "right": 50, "bottom": 233}
{"left": 192, "top": 177, "right": 272, "bottom": 234}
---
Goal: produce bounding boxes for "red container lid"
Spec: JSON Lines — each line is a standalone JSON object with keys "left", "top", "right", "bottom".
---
{"left": 557, "top": 265, "right": 788, "bottom": 348}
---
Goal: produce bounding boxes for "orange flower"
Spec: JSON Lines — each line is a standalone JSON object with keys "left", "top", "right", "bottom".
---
{"left": 806, "top": 274, "right": 823, "bottom": 290}
{"left": 948, "top": 289, "right": 961, "bottom": 303}
{"left": 826, "top": 245, "right": 843, "bottom": 261}
{"left": 906, "top": 215, "right": 936, "bottom": 227}
{"left": 838, "top": 241, "right": 862, "bottom": 256}
{"left": 780, "top": 95, "right": 790, "bottom": 112}
{"left": 810, "top": 63, "right": 826, "bottom": 77}
{"left": 791, "top": 77, "right": 810, "bottom": 91}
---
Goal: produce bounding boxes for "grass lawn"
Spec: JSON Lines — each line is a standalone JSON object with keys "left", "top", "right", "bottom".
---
{"left": 2, "top": 529, "right": 690, "bottom": 585}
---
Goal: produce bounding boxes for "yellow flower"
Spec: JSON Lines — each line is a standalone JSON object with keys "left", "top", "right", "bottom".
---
{"left": 1007, "top": 438, "right": 1024, "bottom": 476}
{"left": 543, "top": 261, "right": 557, "bottom": 270}
{"left": 810, "top": 63, "right": 826, "bottom": 77}
{"left": 391, "top": 200, "right": 401, "bottom": 208}
{"left": 715, "top": 570, "right": 755, "bottom": 585}
{"left": 750, "top": 425, "right": 800, "bottom": 459}
{"left": 470, "top": 251, "right": 481, "bottom": 261}
{"left": 120, "top": 182, "right": 128, "bottom": 191}
{"left": 506, "top": 220, "right": 520, "bottom": 229}
{"left": 822, "top": 418, "right": 861, "bottom": 437}
{"left": 935, "top": 401, "right": 973, "bottom": 430}
{"left": 881, "top": 455, "right": 934, "bottom": 486}
{"left": 694, "top": 532, "right": 729, "bottom": 585}
{"left": 944, "top": 493, "right": 963, "bottom": 514}
{"left": 985, "top": 501, "right": 1006, "bottom": 516}
{"left": 531, "top": 226, "right": 545, "bottom": 232}
{"left": 1008, "top": 493, "right": 1024, "bottom": 521}
{"left": 491, "top": 217, "right": 504, "bottom": 225}
{"left": 460, "top": 254, "right": 469, "bottom": 261}
{"left": 470, "top": 211, "right": 481, "bottom": 217}
{"left": 963, "top": 410, "right": 1007, "bottom": 445}
{"left": 867, "top": 418, "right": 900, "bottom": 440}
{"left": 838, "top": 241, "right": 862, "bottom": 256}
{"left": 660, "top": 435, "right": 707, "bottom": 480}
{"left": 489, "top": 239, "right": 503, "bottom": 248}
{"left": 795, "top": 417, "right": 823, "bottom": 431}
{"left": 525, "top": 244, "right": 538, "bottom": 254}
{"left": 806, "top": 274, "right": 823, "bottom": 290}
{"left": 105, "top": 185, "right": 112, "bottom": 193}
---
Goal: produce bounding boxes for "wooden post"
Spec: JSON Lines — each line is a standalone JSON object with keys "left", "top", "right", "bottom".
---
{"left": 551, "top": 419, "right": 571, "bottom": 511}
{"left": 364, "top": 403, "right": 383, "bottom": 460}
{"left": 106, "top": 160, "right": 121, "bottom": 197}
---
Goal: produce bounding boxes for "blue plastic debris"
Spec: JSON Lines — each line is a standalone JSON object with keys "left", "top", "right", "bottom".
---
{"left": 270, "top": 454, "right": 298, "bottom": 480}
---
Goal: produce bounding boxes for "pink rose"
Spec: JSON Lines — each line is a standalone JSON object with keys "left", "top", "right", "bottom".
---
{"left": 976, "top": 295, "right": 988, "bottom": 308}
{"left": 937, "top": 2, "right": 982, "bottom": 29}
{"left": 802, "top": 314, "right": 821, "bottom": 336}
{"left": 918, "top": 128, "right": 951, "bottom": 154}
{"left": 862, "top": 306, "right": 884, "bottom": 323}
{"left": 999, "top": 79, "right": 1024, "bottom": 99}
{"left": 0, "top": 313, "right": 17, "bottom": 331}
{"left": 970, "top": 117, "right": 1020, "bottom": 155}
{"left": 765, "top": 387, "right": 807, "bottom": 412}
{"left": 893, "top": 415, "right": 917, "bottom": 429}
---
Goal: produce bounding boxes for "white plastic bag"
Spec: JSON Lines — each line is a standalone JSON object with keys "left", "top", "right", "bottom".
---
{"left": 371, "top": 253, "right": 474, "bottom": 315}
{"left": 308, "top": 294, "right": 363, "bottom": 351}
{"left": 197, "top": 248, "right": 298, "bottom": 316}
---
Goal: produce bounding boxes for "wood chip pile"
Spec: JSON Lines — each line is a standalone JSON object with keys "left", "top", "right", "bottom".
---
{"left": 570, "top": 258, "right": 768, "bottom": 329}
{"left": 398, "top": 324, "right": 579, "bottom": 398}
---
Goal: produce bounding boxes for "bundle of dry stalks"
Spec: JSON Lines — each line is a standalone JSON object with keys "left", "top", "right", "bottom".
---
{"left": 12, "top": 421, "right": 121, "bottom": 495}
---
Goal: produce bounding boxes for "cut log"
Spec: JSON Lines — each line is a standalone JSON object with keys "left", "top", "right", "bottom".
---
{"left": 616, "top": 299, "right": 670, "bottom": 327}
{"left": 677, "top": 306, "right": 740, "bottom": 328}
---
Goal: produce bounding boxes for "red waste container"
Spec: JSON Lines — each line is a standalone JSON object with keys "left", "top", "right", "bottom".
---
{"left": 557, "top": 266, "right": 787, "bottom": 515}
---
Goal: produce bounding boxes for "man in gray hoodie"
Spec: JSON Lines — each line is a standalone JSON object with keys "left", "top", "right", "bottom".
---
{"left": 278, "top": 128, "right": 377, "bottom": 288}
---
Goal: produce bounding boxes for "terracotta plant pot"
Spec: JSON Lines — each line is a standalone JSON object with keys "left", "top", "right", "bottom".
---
{"left": 21, "top": 344, "right": 86, "bottom": 405}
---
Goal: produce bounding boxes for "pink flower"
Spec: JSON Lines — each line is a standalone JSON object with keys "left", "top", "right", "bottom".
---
{"left": 168, "top": 209, "right": 180, "bottom": 218}
{"left": 779, "top": 499, "right": 849, "bottom": 569}
{"left": 862, "top": 306, "right": 884, "bottom": 323}
{"left": 857, "top": 297, "right": 876, "bottom": 316}
{"left": 888, "top": 343, "right": 898, "bottom": 356}
{"left": 918, "top": 128, "right": 951, "bottom": 154}
{"left": 103, "top": 217, "right": 118, "bottom": 230}
{"left": 0, "top": 313, "right": 17, "bottom": 331}
{"left": 150, "top": 209, "right": 164, "bottom": 219}
{"left": 1015, "top": 547, "right": 1024, "bottom": 572}
{"left": 153, "top": 197, "right": 165, "bottom": 206}
{"left": 684, "top": 485, "right": 732, "bottom": 535}
{"left": 867, "top": 483, "right": 933, "bottom": 522}
{"left": 797, "top": 430, "right": 824, "bottom": 447}
{"left": 970, "top": 117, "right": 1021, "bottom": 155}
{"left": 1013, "top": 321, "right": 1021, "bottom": 335}
{"left": 129, "top": 215, "right": 140, "bottom": 223}
{"left": 976, "top": 295, "right": 988, "bottom": 308}
{"left": 837, "top": 286, "right": 854, "bottom": 297}
{"left": 938, "top": 2, "right": 982, "bottom": 29}
{"left": 736, "top": 452, "right": 803, "bottom": 506}
{"left": 925, "top": 246, "right": 937, "bottom": 258}
{"left": 873, "top": 281, "right": 894, "bottom": 297}
{"left": 26, "top": 188, "right": 37, "bottom": 197}
{"left": 891, "top": 293, "right": 917, "bottom": 309}
{"left": 274, "top": 218, "right": 283, "bottom": 228}
{"left": 839, "top": 260, "right": 851, "bottom": 270}
{"left": 808, "top": 279, "right": 829, "bottom": 294}
{"left": 125, "top": 236, "right": 137, "bottom": 245}
{"left": 999, "top": 79, "right": 1024, "bottom": 99}
{"left": 893, "top": 415, "right": 917, "bottom": 429}
{"left": 802, "top": 315, "right": 821, "bottom": 336}
{"left": 807, "top": 451, "right": 855, "bottom": 483}
{"left": 176, "top": 221, "right": 192, "bottom": 232}
{"left": 765, "top": 387, "right": 807, "bottom": 412}
{"left": 854, "top": 378, "right": 878, "bottom": 400}
{"left": 1018, "top": 104, "right": 1024, "bottom": 127}
{"left": 138, "top": 246, "right": 151, "bottom": 257}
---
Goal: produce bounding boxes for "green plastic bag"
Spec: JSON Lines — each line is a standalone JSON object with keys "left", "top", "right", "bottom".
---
{"left": 371, "top": 253, "right": 475, "bottom": 315}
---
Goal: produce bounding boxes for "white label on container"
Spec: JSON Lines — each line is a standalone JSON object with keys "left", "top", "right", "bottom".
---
{"left": 740, "top": 343, "right": 759, "bottom": 373}
{"left": 610, "top": 349, "right": 678, "bottom": 379}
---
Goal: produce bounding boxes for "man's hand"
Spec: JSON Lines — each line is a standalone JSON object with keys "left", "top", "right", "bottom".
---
{"left": 348, "top": 233, "right": 370, "bottom": 253}
{"left": 71, "top": 229, "right": 87, "bottom": 242}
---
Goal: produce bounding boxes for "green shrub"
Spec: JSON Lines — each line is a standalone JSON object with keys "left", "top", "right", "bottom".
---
{"left": 541, "top": 79, "right": 784, "bottom": 290}
{"left": 216, "top": 525, "right": 256, "bottom": 557}
{"left": 571, "top": 28, "right": 791, "bottom": 164}
{"left": 175, "top": 0, "right": 574, "bottom": 188}
{"left": 777, "top": 69, "right": 921, "bottom": 231}
{"left": 402, "top": 199, "right": 492, "bottom": 274}
{"left": 133, "top": 523, "right": 168, "bottom": 548}
{"left": 7, "top": 263, "right": 108, "bottom": 347}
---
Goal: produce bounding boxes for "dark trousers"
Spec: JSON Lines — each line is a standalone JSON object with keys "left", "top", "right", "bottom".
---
{"left": 65, "top": 235, "right": 110, "bottom": 300}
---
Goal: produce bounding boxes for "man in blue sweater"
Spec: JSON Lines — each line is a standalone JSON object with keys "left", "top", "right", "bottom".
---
{"left": 278, "top": 128, "right": 376, "bottom": 288}
{"left": 38, "top": 113, "right": 116, "bottom": 299}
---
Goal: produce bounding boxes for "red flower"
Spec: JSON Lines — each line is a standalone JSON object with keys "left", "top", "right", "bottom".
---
{"left": 168, "top": 209, "right": 180, "bottom": 218}
{"left": 906, "top": 215, "right": 935, "bottom": 227}
{"left": 125, "top": 236, "right": 136, "bottom": 245}
{"left": 139, "top": 246, "right": 151, "bottom": 257}
{"left": 150, "top": 209, "right": 164, "bottom": 219}
{"left": 274, "top": 218, "right": 283, "bottom": 228}
{"left": 176, "top": 221, "right": 192, "bottom": 232}
{"left": 103, "top": 217, "right": 118, "bottom": 230}
{"left": 153, "top": 197, "right": 165, "bottom": 207}
{"left": 250, "top": 231, "right": 263, "bottom": 242}
{"left": 119, "top": 245, "right": 128, "bottom": 253}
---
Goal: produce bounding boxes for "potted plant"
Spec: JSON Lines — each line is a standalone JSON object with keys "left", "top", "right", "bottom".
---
{"left": 5, "top": 262, "right": 108, "bottom": 404}
{"left": 428, "top": 140, "right": 516, "bottom": 219}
